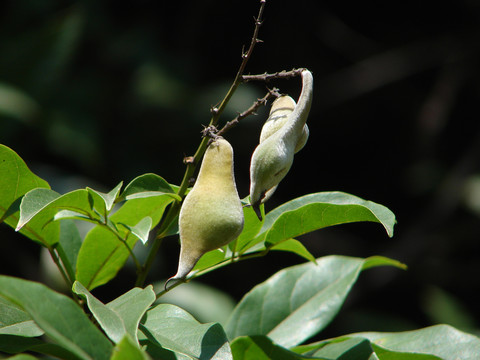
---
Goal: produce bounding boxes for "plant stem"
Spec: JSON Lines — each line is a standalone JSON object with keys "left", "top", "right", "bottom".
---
{"left": 155, "top": 250, "right": 268, "bottom": 299}
{"left": 135, "top": 0, "right": 267, "bottom": 288}
{"left": 47, "top": 246, "right": 72, "bottom": 288}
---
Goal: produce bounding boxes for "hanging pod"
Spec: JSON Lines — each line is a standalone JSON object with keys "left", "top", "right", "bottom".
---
{"left": 249, "top": 69, "right": 313, "bottom": 220}
{"left": 167, "top": 137, "right": 244, "bottom": 288}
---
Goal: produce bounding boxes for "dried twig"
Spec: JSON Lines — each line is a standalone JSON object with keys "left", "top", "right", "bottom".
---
{"left": 217, "top": 87, "right": 280, "bottom": 136}
{"left": 242, "top": 68, "right": 305, "bottom": 83}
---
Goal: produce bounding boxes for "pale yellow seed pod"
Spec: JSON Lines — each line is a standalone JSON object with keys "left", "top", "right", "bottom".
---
{"left": 167, "top": 137, "right": 244, "bottom": 286}
{"left": 260, "top": 95, "right": 309, "bottom": 154}
{"left": 249, "top": 69, "right": 313, "bottom": 220}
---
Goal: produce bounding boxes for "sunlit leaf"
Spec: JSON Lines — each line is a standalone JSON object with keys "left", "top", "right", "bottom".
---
{"left": 242, "top": 192, "right": 396, "bottom": 253}
{"left": 120, "top": 173, "right": 180, "bottom": 201}
{"left": 0, "top": 145, "right": 50, "bottom": 238}
{"left": 72, "top": 281, "right": 127, "bottom": 344}
{"left": 120, "top": 216, "right": 153, "bottom": 245}
{"left": 225, "top": 255, "right": 405, "bottom": 347}
{"left": 268, "top": 239, "right": 315, "bottom": 262}
{"left": 87, "top": 182, "right": 123, "bottom": 213}
{"left": 76, "top": 196, "right": 173, "bottom": 290}
{"left": 106, "top": 286, "right": 156, "bottom": 344}
{"left": 353, "top": 325, "right": 480, "bottom": 360}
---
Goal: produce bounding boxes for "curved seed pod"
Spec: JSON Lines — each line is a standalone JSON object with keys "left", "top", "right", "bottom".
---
{"left": 259, "top": 95, "right": 309, "bottom": 154}
{"left": 249, "top": 69, "right": 313, "bottom": 220}
{"left": 167, "top": 137, "right": 244, "bottom": 287}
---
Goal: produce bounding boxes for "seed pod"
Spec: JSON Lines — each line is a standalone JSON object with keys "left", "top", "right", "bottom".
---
{"left": 249, "top": 69, "right": 313, "bottom": 220}
{"left": 259, "top": 95, "right": 309, "bottom": 154}
{"left": 167, "top": 137, "right": 244, "bottom": 287}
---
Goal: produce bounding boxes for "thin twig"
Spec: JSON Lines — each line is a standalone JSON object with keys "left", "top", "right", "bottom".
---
{"left": 217, "top": 87, "right": 280, "bottom": 136}
{"left": 135, "top": 0, "right": 267, "bottom": 288}
{"left": 156, "top": 249, "right": 268, "bottom": 299}
{"left": 242, "top": 68, "right": 305, "bottom": 83}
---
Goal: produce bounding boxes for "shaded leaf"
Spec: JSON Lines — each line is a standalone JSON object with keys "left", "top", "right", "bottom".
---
{"left": 140, "top": 303, "right": 232, "bottom": 360}
{"left": 421, "top": 286, "right": 477, "bottom": 333}
{"left": 0, "top": 297, "right": 43, "bottom": 337}
{"left": 0, "top": 335, "right": 42, "bottom": 355}
{"left": 225, "top": 255, "right": 405, "bottom": 348}
{"left": 0, "top": 276, "right": 113, "bottom": 360}
{"left": 111, "top": 335, "right": 152, "bottom": 360}
{"left": 0, "top": 82, "right": 39, "bottom": 122}
{"left": 56, "top": 220, "right": 83, "bottom": 282}
{"left": 3, "top": 354, "right": 40, "bottom": 360}
{"left": 231, "top": 336, "right": 311, "bottom": 360}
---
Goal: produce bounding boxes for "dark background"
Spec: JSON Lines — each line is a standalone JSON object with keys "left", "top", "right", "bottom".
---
{"left": 1, "top": 0, "right": 480, "bottom": 340}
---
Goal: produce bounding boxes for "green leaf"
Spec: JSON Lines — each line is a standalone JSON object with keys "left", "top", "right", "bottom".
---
{"left": 106, "top": 286, "right": 156, "bottom": 344}
{"left": 76, "top": 196, "right": 173, "bottom": 290}
{"left": 0, "top": 296, "right": 43, "bottom": 337}
{"left": 16, "top": 188, "right": 97, "bottom": 231}
{"left": 294, "top": 336, "right": 441, "bottom": 359}
{"left": 72, "top": 282, "right": 155, "bottom": 345}
{"left": 155, "top": 281, "right": 236, "bottom": 326}
{"left": 120, "top": 216, "right": 153, "bottom": 245}
{"left": 56, "top": 220, "right": 83, "bottom": 282}
{"left": 3, "top": 354, "right": 40, "bottom": 360}
{"left": 15, "top": 188, "right": 100, "bottom": 247}
{"left": 372, "top": 343, "right": 442, "bottom": 360}
{"left": 421, "top": 286, "right": 476, "bottom": 333}
{"left": 269, "top": 239, "right": 316, "bottom": 262}
{"left": 72, "top": 281, "right": 126, "bottom": 344}
{"left": 0, "top": 276, "right": 113, "bottom": 360}
{"left": 87, "top": 182, "right": 123, "bottom": 213}
{"left": 225, "top": 255, "right": 405, "bottom": 348}
{"left": 111, "top": 335, "right": 152, "bottom": 360}
{"left": 231, "top": 200, "right": 264, "bottom": 253}
{"left": 120, "top": 173, "right": 180, "bottom": 201}
{"left": 0, "top": 335, "right": 42, "bottom": 355}
{"left": 353, "top": 324, "right": 480, "bottom": 360}
{"left": 243, "top": 192, "right": 396, "bottom": 252}
{"left": 140, "top": 303, "right": 232, "bottom": 360}
{"left": 192, "top": 249, "right": 231, "bottom": 273}
{"left": 53, "top": 209, "right": 93, "bottom": 222}
{"left": 0, "top": 145, "right": 49, "bottom": 230}
{"left": 231, "top": 336, "right": 311, "bottom": 360}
